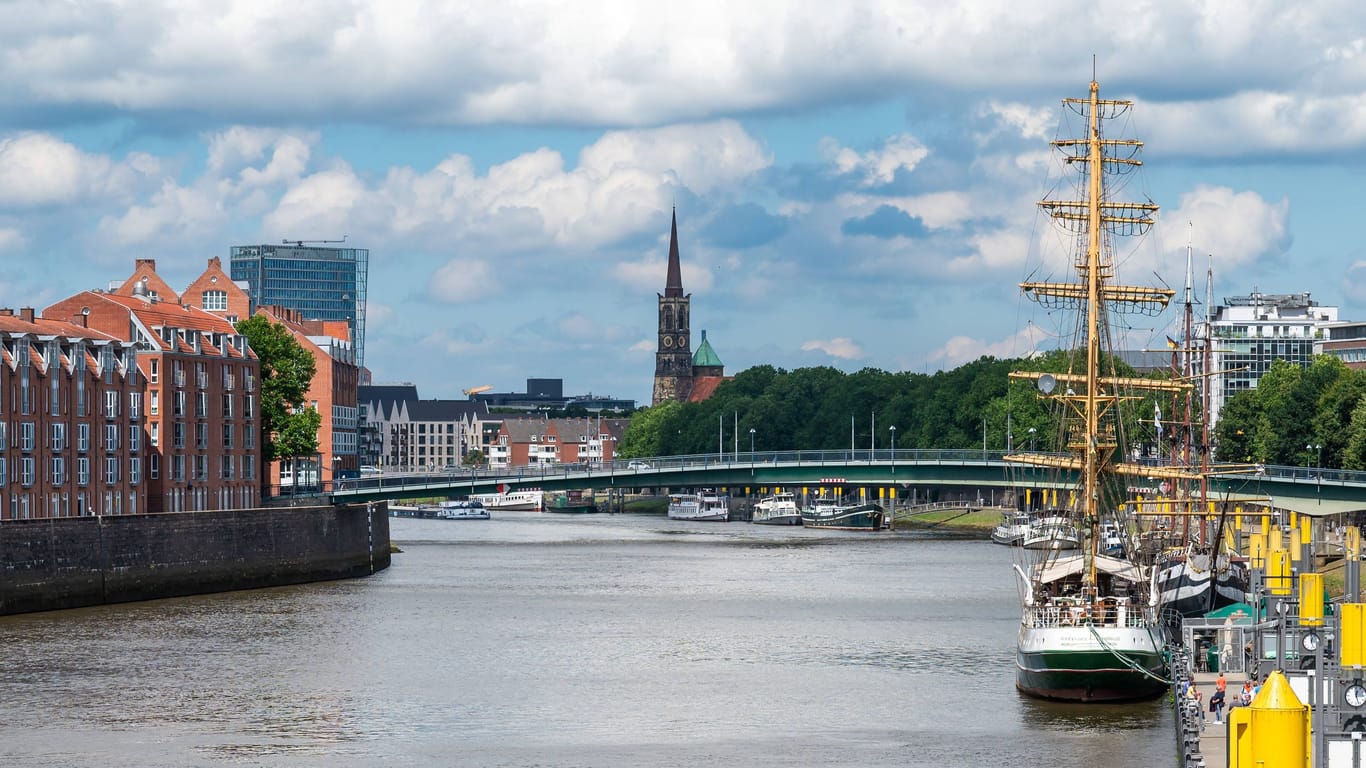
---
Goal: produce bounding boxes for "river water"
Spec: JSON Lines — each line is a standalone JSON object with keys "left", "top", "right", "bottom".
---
{"left": 0, "top": 512, "right": 1175, "bottom": 767}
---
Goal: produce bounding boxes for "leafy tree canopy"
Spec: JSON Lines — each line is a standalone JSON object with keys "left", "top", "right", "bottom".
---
{"left": 235, "top": 314, "right": 319, "bottom": 463}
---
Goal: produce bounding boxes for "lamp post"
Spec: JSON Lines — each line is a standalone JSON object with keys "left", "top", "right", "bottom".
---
{"left": 749, "top": 428, "right": 756, "bottom": 477}
{"left": 1028, "top": 427, "right": 1037, "bottom": 452}
{"left": 889, "top": 426, "right": 896, "bottom": 475}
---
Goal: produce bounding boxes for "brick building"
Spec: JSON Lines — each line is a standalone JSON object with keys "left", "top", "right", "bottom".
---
{"left": 0, "top": 308, "right": 144, "bottom": 520}
{"left": 46, "top": 283, "right": 260, "bottom": 513}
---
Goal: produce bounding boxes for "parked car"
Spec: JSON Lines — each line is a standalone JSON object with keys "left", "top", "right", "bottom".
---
{"left": 359, "top": 465, "right": 381, "bottom": 476}
{"left": 627, "top": 460, "right": 652, "bottom": 470}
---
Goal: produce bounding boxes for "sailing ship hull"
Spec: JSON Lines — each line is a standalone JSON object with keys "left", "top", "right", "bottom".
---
{"left": 1016, "top": 625, "right": 1168, "bottom": 702}
{"left": 801, "top": 504, "right": 884, "bottom": 530}
{"left": 1156, "top": 558, "right": 1250, "bottom": 617}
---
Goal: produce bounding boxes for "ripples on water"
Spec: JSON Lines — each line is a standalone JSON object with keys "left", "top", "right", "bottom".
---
{"left": 0, "top": 511, "right": 1173, "bottom": 767}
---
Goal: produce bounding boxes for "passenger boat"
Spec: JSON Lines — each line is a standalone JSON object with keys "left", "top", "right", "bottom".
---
{"left": 990, "top": 511, "right": 1033, "bottom": 545}
{"left": 1005, "top": 78, "right": 1180, "bottom": 702}
{"left": 432, "top": 500, "right": 490, "bottom": 520}
{"left": 801, "top": 502, "right": 884, "bottom": 531}
{"left": 668, "top": 490, "right": 730, "bottom": 521}
{"left": 751, "top": 492, "right": 803, "bottom": 525}
{"left": 472, "top": 490, "right": 544, "bottom": 511}
{"left": 1020, "top": 514, "right": 1081, "bottom": 551}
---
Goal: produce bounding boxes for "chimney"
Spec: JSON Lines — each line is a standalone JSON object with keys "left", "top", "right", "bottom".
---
{"left": 19, "top": 307, "right": 34, "bottom": 324}
{"left": 0, "top": 308, "right": 12, "bottom": 317}
{"left": 135, "top": 258, "right": 157, "bottom": 271}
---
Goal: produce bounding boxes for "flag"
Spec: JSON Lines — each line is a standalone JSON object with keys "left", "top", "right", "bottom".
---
{"left": 1166, "top": 336, "right": 1180, "bottom": 349}
{"left": 1154, "top": 403, "right": 1163, "bottom": 436}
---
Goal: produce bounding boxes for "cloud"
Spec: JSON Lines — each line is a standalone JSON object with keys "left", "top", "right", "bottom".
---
{"left": 428, "top": 258, "right": 498, "bottom": 304}
{"left": 802, "top": 337, "right": 864, "bottom": 360}
{"left": 928, "top": 326, "right": 1044, "bottom": 369}
{"left": 1158, "top": 185, "right": 1291, "bottom": 270}
{"left": 702, "top": 202, "right": 788, "bottom": 249}
{"left": 0, "top": 133, "right": 126, "bottom": 207}
{"left": 1344, "top": 260, "right": 1366, "bottom": 305}
{"left": 823, "top": 134, "right": 929, "bottom": 187}
{"left": 841, "top": 205, "right": 929, "bottom": 239}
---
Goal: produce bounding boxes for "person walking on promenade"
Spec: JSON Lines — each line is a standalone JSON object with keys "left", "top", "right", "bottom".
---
{"left": 1239, "top": 680, "right": 1253, "bottom": 707}
{"left": 1210, "top": 688, "right": 1226, "bottom": 724}
{"left": 1216, "top": 672, "right": 1227, "bottom": 697}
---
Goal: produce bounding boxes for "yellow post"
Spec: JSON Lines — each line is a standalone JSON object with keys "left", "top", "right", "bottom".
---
{"left": 1244, "top": 671, "right": 1307, "bottom": 768}
{"left": 1349, "top": 527, "right": 1362, "bottom": 561}
{"left": 1228, "top": 705, "right": 1252, "bottom": 768}
{"left": 1300, "top": 573, "right": 1324, "bottom": 628}
{"left": 1268, "top": 551, "right": 1292, "bottom": 596}
{"left": 1341, "top": 604, "right": 1366, "bottom": 668}
{"left": 878, "top": 487, "right": 885, "bottom": 500}
{"left": 1289, "top": 524, "right": 1302, "bottom": 566}
{"left": 1249, "top": 533, "right": 1266, "bottom": 570}
{"left": 1025, "top": 489, "right": 1032, "bottom": 506}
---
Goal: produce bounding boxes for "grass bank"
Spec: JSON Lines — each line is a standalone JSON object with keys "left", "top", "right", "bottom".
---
{"left": 896, "top": 508, "right": 1000, "bottom": 534}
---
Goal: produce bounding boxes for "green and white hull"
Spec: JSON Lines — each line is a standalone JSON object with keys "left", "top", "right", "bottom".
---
{"left": 1015, "top": 624, "right": 1168, "bottom": 702}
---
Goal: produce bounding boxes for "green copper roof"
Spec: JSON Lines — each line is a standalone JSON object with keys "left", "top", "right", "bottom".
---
{"left": 692, "top": 330, "right": 723, "bottom": 367}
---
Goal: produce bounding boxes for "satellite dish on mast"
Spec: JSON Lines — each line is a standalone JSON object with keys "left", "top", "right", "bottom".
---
{"left": 1037, "top": 374, "right": 1057, "bottom": 395}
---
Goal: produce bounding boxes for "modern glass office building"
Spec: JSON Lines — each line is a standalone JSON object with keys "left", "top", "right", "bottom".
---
{"left": 229, "top": 243, "right": 369, "bottom": 367}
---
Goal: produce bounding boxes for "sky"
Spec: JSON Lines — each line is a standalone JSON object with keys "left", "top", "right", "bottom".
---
{"left": 3, "top": 1, "right": 1366, "bottom": 406}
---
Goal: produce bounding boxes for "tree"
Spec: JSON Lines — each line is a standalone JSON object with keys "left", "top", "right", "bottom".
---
{"left": 463, "top": 449, "right": 487, "bottom": 467}
{"left": 234, "top": 315, "right": 319, "bottom": 466}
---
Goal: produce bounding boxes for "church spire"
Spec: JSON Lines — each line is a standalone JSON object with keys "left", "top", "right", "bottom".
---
{"left": 664, "top": 207, "right": 684, "bottom": 298}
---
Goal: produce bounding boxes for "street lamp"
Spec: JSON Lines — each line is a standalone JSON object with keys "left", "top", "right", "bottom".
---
{"left": 749, "top": 428, "right": 756, "bottom": 477}
{"left": 889, "top": 425, "right": 896, "bottom": 475}
{"left": 1028, "top": 427, "right": 1037, "bottom": 452}
{"left": 1307, "top": 442, "right": 1322, "bottom": 473}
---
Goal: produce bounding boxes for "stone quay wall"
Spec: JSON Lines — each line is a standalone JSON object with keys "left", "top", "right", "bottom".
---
{"left": 0, "top": 502, "right": 390, "bottom": 615}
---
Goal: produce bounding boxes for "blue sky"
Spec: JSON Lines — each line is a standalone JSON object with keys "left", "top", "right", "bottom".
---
{"left": 1, "top": 1, "right": 1363, "bottom": 405}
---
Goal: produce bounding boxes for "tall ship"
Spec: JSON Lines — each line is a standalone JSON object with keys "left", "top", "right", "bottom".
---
{"left": 1006, "top": 78, "right": 1181, "bottom": 702}
{"left": 668, "top": 490, "right": 730, "bottom": 521}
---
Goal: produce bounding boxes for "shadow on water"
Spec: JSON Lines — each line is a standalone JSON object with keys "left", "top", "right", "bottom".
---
{"left": 1018, "top": 693, "right": 1172, "bottom": 734}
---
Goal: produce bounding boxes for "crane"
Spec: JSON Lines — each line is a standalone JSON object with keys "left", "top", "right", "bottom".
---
{"left": 463, "top": 385, "right": 493, "bottom": 397}
{"left": 282, "top": 236, "right": 348, "bottom": 247}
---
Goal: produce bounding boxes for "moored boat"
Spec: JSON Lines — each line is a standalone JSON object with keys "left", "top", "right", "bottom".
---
{"left": 668, "top": 490, "right": 730, "bottom": 521}
{"left": 1020, "top": 514, "right": 1081, "bottom": 551}
{"left": 801, "top": 502, "right": 884, "bottom": 531}
{"left": 546, "top": 491, "right": 599, "bottom": 514}
{"left": 751, "top": 492, "right": 803, "bottom": 525}
{"left": 431, "top": 499, "right": 491, "bottom": 520}
{"left": 472, "top": 490, "right": 544, "bottom": 511}
{"left": 991, "top": 511, "right": 1032, "bottom": 545}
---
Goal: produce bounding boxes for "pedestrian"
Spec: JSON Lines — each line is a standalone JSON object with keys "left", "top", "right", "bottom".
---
{"left": 1210, "top": 688, "right": 1226, "bottom": 723}
{"left": 1188, "top": 683, "right": 1204, "bottom": 723}
{"left": 1215, "top": 672, "right": 1227, "bottom": 696}
{"left": 1239, "top": 680, "right": 1253, "bottom": 707}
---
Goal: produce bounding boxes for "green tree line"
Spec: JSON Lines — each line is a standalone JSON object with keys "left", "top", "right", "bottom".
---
{"left": 1214, "top": 356, "right": 1366, "bottom": 469}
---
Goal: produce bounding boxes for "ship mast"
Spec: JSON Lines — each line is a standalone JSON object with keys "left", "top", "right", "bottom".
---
{"left": 1009, "top": 79, "right": 1171, "bottom": 588}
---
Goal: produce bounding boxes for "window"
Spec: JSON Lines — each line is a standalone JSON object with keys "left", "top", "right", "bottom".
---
{"left": 196, "top": 363, "right": 207, "bottom": 389}
{"left": 149, "top": 359, "right": 159, "bottom": 384}
{"left": 220, "top": 455, "right": 233, "bottom": 479}
{"left": 0, "top": 422, "right": 8, "bottom": 451}
{"left": 244, "top": 426, "right": 255, "bottom": 449}
{"left": 222, "top": 424, "right": 234, "bottom": 449}
{"left": 173, "top": 423, "right": 185, "bottom": 449}
{"left": 129, "top": 392, "right": 142, "bottom": 419}
{"left": 173, "top": 454, "right": 185, "bottom": 482}
{"left": 222, "top": 393, "right": 234, "bottom": 418}
{"left": 20, "top": 422, "right": 34, "bottom": 451}
{"left": 150, "top": 390, "right": 159, "bottom": 415}
{"left": 194, "top": 455, "right": 207, "bottom": 481}
{"left": 128, "top": 425, "right": 142, "bottom": 451}
{"left": 104, "top": 390, "right": 118, "bottom": 419}
{"left": 104, "top": 424, "right": 119, "bottom": 452}
{"left": 129, "top": 457, "right": 141, "bottom": 484}
{"left": 196, "top": 392, "right": 207, "bottom": 417}
{"left": 105, "top": 457, "right": 119, "bottom": 484}
{"left": 0, "top": 457, "right": 7, "bottom": 486}
{"left": 150, "top": 422, "right": 159, "bottom": 447}
{"left": 50, "top": 423, "right": 65, "bottom": 451}
{"left": 77, "top": 457, "right": 89, "bottom": 486}
{"left": 50, "top": 457, "right": 64, "bottom": 485}
{"left": 21, "top": 457, "right": 35, "bottom": 486}
{"left": 245, "top": 455, "right": 255, "bottom": 480}
{"left": 245, "top": 394, "right": 255, "bottom": 418}
{"left": 174, "top": 391, "right": 185, "bottom": 416}
{"left": 149, "top": 454, "right": 159, "bottom": 480}
{"left": 202, "top": 290, "right": 227, "bottom": 311}
{"left": 77, "top": 423, "right": 89, "bottom": 452}
{"left": 196, "top": 423, "right": 207, "bottom": 450}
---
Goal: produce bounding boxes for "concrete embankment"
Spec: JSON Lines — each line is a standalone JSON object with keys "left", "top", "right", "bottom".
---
{"left": 0, "top": 502, "right": 390, "bottom": 615}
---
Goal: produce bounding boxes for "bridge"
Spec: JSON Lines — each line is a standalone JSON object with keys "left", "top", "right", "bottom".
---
{"left": 318, "top": 449, "right": 1366, "bottom": 517}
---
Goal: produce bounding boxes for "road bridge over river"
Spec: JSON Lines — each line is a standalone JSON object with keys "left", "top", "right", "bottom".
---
{"left": 319, "top": 449, "right": 1366, "bottom": 518}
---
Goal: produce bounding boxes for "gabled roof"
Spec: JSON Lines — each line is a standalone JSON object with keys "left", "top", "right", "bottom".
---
{"left": 359, "top": 384, "right": 420, "bottom": 415}
{"left": 687, "top": 375, "right": 728, "bottom": 403}
{"left": 407, "top": 399, "right": 489, "bottom": 422}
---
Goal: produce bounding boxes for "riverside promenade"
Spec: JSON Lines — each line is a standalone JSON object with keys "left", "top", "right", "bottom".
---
{"left": 1184, "top": 669, "right": 1252, "bottom": 768}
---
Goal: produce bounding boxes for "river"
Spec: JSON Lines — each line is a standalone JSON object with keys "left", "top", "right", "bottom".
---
{"left": 0, "top": 511, "right": 1175, "bottom": 767}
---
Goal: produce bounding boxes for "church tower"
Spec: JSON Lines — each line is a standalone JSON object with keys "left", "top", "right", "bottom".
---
{"left": 652, "top": 209, "right": 693, "bottom": 405}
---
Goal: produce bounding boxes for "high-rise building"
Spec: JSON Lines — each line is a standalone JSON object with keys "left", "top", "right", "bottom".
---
{"left": 1205, "top": 291, "right": 1338, "bottom": 427}
{"left": 229, "top": 242, "right": 369, "bottom": 367}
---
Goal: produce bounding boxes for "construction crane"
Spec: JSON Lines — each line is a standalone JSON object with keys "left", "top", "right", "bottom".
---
{"left": 282, "top": 236, "right": 348, "bottom": 247}
{"left": 463, "top": 385, "right": 493, "bottom": 397}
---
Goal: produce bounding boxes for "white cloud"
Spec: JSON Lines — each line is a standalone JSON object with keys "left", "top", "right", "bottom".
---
{"left": 1343, "top": 260, "right": 1366, "bottom": 305}
{"left": 802, "top": 337, "right": 865, "bottom": 360}
{"left": 0, "top": 133, "right": 120, "bottom": 207}
{"left": 428, "top": 258, "right": 498, "bottom": 304}
{"left": 1158, "top": 185, "right": 1291, "bottom": 270}
{"left": 0, "top": 227, "right": 25, "bottom": 251}
{"left": 929, "top": 326, "right": 1044, "bottom": 368}
{"left": 824, "top": 134, "right": 928, "bottom": 186}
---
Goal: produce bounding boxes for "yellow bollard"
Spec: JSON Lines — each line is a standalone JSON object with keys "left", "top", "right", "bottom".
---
{"left": 1229, "top": 704, "right": 1252, "bottom": 768}
{"left": 1244, "top": 671, "right": 1307, "bottom": 768}
{"left": 1267, "top": 551, "right": 1293, "bottom": 596}
{"left": 1300, "top": 573, "right": 1324, "bottom": 628}
{"left": 1249, "top": 533, "right": 1266, "bottom": 570}
{"left": 1289, "top": 525, "right": 1302, "bottom": 566}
